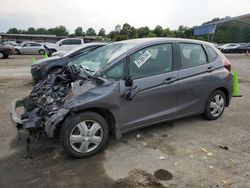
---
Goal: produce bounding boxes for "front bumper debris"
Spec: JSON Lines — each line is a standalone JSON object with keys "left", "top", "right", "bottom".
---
{"left": 10, "top": 97, "right": 69, "bottom": 137}
{"left": 10, "top": 97, "right": 41, "bottom": 130}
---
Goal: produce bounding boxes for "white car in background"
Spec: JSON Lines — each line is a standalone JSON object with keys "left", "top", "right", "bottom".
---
{"left": 3, "top": 41, "right": 19, "bottom": 47}
{"left": 217, "top": 43, "right": 241, "bottom": 53}
{"left": 56, "top": 38, "right": 84, "bottom": 51}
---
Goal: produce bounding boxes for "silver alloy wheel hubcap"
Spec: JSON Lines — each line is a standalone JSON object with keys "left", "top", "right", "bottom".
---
{"left": 0, "top": 52, "right": 3, "bottom": 58}
{"left": 70, "top": 120, "right": 103, "bottom": 153}
{"left": 210, "top": 94, "right": 225, "bottom": 117}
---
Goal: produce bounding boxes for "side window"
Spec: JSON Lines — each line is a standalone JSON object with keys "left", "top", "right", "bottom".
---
{"left": 70, "top": 39, "right": 81, "bottom": 45}
{"left": 105, "top": 60, "right": 124, "bottom": 79}
{"left": 180, "top": 43, "right": 207, "bottom": 69}
{"left": 31, "top": 43, "right": 41, "bottom": 47}
{"left": 204, "top": 45, "right": 218, "bottom": 62}
{"left": 129, "top": 43, "right": 172, "bottom": 79}
{"left": 62, "top": 39, "right": 81, "bottom": 45}
{"left": 23, "top": 43, "right": 31, "bottom": 47}
{"left": 61, "top": 39, "right": 70, "bottom": 45}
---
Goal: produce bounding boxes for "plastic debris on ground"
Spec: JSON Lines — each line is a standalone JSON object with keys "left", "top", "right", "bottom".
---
{"left": 158, "top": 156, "right": 166, "bottom": 160}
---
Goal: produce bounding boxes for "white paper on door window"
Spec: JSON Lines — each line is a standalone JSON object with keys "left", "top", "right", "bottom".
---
{"left": 134, "top": 50, "right": 152, "bottom": 68}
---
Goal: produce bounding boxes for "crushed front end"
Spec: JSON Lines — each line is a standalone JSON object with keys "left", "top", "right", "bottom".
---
{"left": 10, "top": 67, "right": 83, "bottom": 138}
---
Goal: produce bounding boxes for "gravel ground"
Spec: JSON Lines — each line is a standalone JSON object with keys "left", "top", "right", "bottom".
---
{"left": 0, "top": 54, "right": 249, "bottom": 188}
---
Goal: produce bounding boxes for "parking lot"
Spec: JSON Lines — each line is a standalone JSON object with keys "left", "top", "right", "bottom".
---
{"left": 0, "top": 54, "right": 250, "bottom": 187}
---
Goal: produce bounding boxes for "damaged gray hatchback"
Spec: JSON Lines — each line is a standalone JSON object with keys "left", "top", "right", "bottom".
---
{"left": 10, "top": 38, "right": 233, "bottom": 158}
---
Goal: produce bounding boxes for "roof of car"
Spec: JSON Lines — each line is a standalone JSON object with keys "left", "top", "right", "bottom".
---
{"left": 111, "top": 38, "right": 216, "bottom": 55}
{"left": 116, "top": 37, "right": 214, "bottom": 46}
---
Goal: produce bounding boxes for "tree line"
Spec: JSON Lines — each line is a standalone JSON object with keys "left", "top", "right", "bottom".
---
{"left": 5, "top": 17, "right": 250, "bottom": 43}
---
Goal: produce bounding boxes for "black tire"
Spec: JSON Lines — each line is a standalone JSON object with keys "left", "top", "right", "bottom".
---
{"left": 3, "top": 55, "right": 9, "bottom": 59}
{"left": 61, "top": 112, "right": 109, "bottom": 158}
{"left": 203, "top": 90, "right": 226, "bottom": 120}
{"left": 13, "top": 49, "right": 20, "bottom": 55}
{"left": 39, "top": 49, "right": 45, "bottom": 55}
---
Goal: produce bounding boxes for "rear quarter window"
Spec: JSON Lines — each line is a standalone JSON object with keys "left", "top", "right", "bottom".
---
{"left": 204, "top": 45, "right": 218, "bottom": 62}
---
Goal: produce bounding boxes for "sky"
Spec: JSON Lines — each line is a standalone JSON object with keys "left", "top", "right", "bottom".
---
{"left": 0, "top": 0, "right": 250, "bottom": 33}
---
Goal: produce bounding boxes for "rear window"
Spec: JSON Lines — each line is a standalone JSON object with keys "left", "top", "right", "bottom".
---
{"left": 205, "top": 45, "right": 218, "bottom": 62}
{"left": 68, "top": 39, "right": 81, "bottom": 45}
{"left": 61, "top": 39, "right": 81, "bottom": 45}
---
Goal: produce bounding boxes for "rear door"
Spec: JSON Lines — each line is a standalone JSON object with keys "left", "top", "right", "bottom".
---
{"left": 30, "top": 43, "right": 42, "bottom": 54}
{"left": 118, "top": 43, "right": 179, "bottom": 130}
{"left": 177, "top": 42, "right": 218, "bottom": 115}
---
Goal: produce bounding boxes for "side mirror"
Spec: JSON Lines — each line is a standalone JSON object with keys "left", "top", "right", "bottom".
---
{"left": 59, "top": 43, "right": 62, "bottom": 46}
{"left": 125, "top": 76, "right": 133, "bottom": 87}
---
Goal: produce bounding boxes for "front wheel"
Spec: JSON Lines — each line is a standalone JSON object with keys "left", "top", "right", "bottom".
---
{"left": 61, "top": 112, "right": 109, "bottom": 158}
{"left": 203, "top": 90, "right": 226, "bottom": 120}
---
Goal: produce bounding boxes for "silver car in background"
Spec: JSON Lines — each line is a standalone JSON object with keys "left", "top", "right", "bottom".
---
{"left": 14, "top": 42, "right": 46, "bottom": 55}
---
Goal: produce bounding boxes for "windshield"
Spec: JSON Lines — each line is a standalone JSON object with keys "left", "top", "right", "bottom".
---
{"left": 68, "top": 43, "right": 136, "bottom": 75}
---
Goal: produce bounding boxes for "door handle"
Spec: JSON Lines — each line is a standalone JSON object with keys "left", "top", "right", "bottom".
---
{"left": 163, "top": 77, "right": 177, "bottom": 84}
{"left": 207, "top": 66, "right": 215, "bottom": 72}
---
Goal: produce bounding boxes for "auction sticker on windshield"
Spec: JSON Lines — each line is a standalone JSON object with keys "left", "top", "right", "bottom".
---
{"left": 134, "top": 50, "right": 152, "bottom": 68}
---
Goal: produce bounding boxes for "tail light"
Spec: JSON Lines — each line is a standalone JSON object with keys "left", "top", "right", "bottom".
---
{"left": 224, "top": 58, "right": 231, "bottom": 72}
{"left": 8, "top": 47, "right": 14, "bottom": 53}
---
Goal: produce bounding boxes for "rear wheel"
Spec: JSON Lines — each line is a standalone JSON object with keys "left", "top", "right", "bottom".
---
{"left": 61, "top": 112, "right": 109, "bottom": 158}
{"left": 3, "top": 55, "right": 9, "bottom": 59}
{"left": 39, "top": 49, "right": 45, "bottom": 55}
{"left": 0, "top": 52, "right": 4, "bottom": 59}
{"left": 13, "top": 49, "right": 20, "bottom": 55}
{"left": 203, "top": 90, "right": 226, "bottom": 120}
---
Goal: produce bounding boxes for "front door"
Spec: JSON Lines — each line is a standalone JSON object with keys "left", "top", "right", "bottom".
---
{"left": 119, "top": 43, "right": 179, "bottom": 131}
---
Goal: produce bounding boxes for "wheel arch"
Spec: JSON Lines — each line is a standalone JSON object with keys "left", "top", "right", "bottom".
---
{"left": 213, "top": 87, "right": 230, "bottom": 106}
{"left": 79, "top": 107, "right": 116, "bottom": 134}
{"left": 14, "top": 49, "right": 20, "bottom": 54}
{"left": 56, "top": 107, "right": 117, "bottom": 138}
